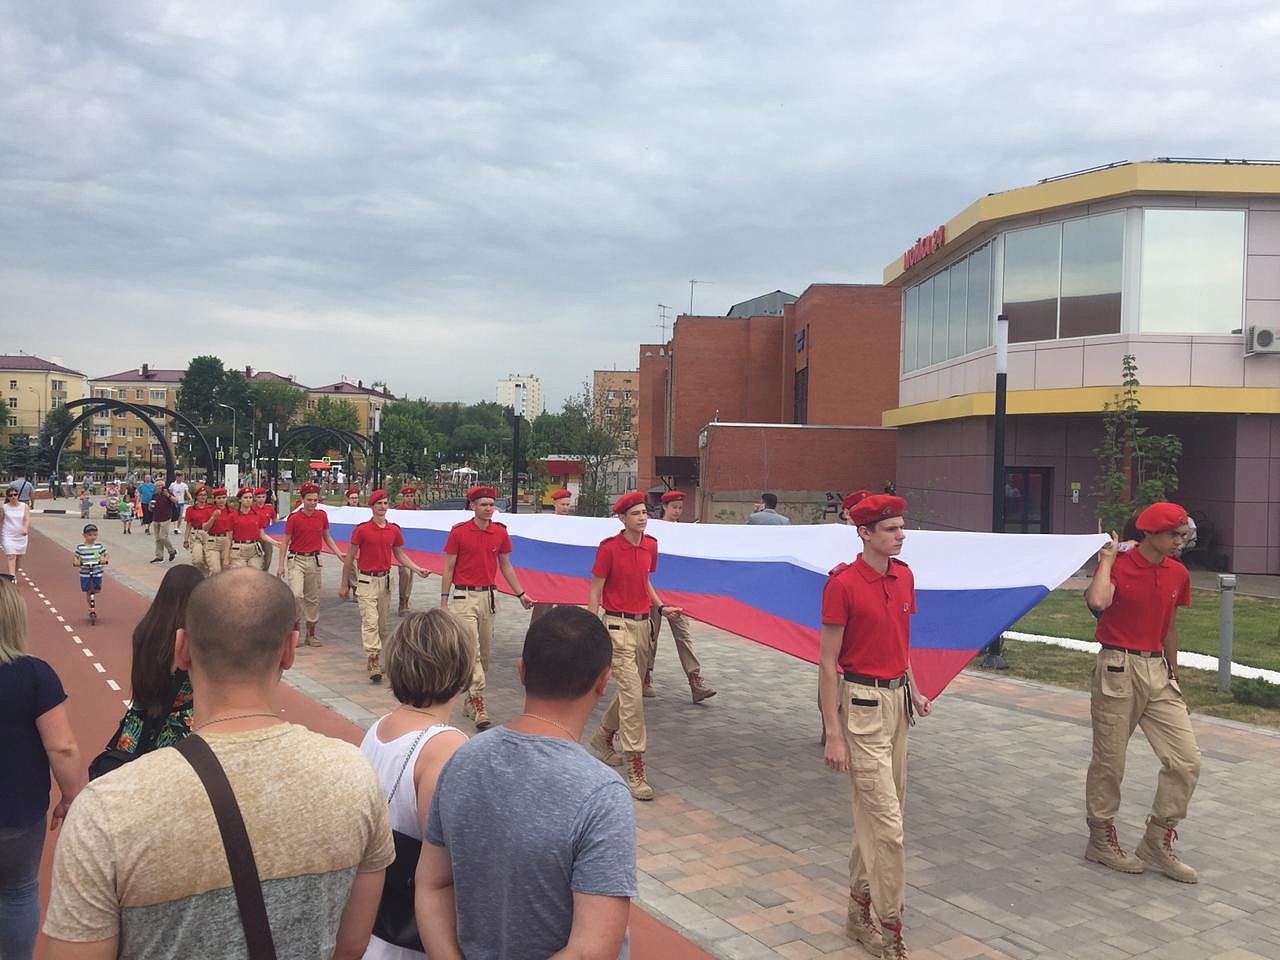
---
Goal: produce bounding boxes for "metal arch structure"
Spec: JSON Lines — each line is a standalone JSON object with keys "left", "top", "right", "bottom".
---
{"left": 59, "top": 398, "right": 218, "bottom": 485}
{"left": 54, "top": 400, "right": 178, "bottom": 484}
{"left": 267, "top": 426, "right": 374, "bottom": 489}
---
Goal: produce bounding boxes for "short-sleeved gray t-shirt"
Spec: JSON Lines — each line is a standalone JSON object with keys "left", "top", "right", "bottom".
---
{"left": 425, "top": 727, "right": 637, "bottom": 960}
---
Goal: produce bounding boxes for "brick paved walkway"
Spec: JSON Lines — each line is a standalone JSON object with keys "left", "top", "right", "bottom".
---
{"left": 34, "top": 507, "right": 1280, "bottom": 959}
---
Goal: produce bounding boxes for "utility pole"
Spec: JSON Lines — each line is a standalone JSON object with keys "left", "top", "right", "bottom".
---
{"left": 688, "top": 279, "right": 712, "bottom": 316}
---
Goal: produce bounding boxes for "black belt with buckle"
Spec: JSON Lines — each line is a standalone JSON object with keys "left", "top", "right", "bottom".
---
{"left": 604, "top": 610, "right": 649, "bottom": 621}
{"left": 1099, "top": 643, "right": 1163, "bottom": 659}
{"left": 290, "top": 551, "right": 321, "bottom": 557}
{"left": 843, "top": 671, "right": 908, "bottom": 689}
{"left": 359, "top": 569, "right": 390, "bottom": 577}
{"left": 453, "top": 584, "right": 494, "bottom": 591}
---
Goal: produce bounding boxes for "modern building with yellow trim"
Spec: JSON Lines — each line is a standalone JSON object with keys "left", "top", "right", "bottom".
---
{"left": 883, "top": 159, "right": 1280, "bottom": 574}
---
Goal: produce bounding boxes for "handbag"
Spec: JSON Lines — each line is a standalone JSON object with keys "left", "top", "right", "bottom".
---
{"left": 371, "top": 728, "right": 429, "bottom": 951}
{"left": 177, "top": 735, "right": 277, "bottom": 960}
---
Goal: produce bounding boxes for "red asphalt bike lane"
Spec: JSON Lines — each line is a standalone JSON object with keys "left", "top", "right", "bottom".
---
{"left": 21, "top": 528, "right": 711, "bottom": 960}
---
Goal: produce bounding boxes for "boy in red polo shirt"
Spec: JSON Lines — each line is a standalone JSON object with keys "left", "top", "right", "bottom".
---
{"left": 646, "top": 490, "right": 717, "bottom": 703}
{"left": 277, "top": 481, "right": 346, "bottom": 646}
{"left": 441, "top": 485, "right": 535, "bottom": 729}
{"left": 341, "top": 489, "right": 430, "bottom": 682}
{"left": 587, "top": 491, "right": 681, "bottom": 801}
{"left": 392, "top": 484, "right": 421, "bottom": 616}
{"left": 820, "top": 491, "right": 932, "bottom": 960}
{"left": 1083, "top": 501, "right": 1200, "bottom": 883}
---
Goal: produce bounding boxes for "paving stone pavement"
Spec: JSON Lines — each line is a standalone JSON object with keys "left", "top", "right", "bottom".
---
{"left": 32, "top": 507, "right": 1280, "bottom": 960}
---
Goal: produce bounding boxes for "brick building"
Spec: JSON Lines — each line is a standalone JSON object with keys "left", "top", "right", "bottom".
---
{"left": 637, "top": 284, "right": 901, "bottom": 522}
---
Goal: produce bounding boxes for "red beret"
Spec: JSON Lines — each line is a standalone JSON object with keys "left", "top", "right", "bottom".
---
{"left": 1135, "top": 502, "right": 1188, "bottom": 533}
{"left": 193, "top": 485, "right": 208, "bottom": 496}
{"left": 400, "top": 485, "right": 417, "bottom": 495}
{"left": 612, "top": 491, "right": 647, "bottom": 514}
{"left": 550, "top": 489, "right": 571, "bottom": 500}
{"left": 345, "top": 487, "right": 361, "bottom": 497}
{"left": 211, "top": 487, "right": 228, "bottom": 497}
{"left": 842, "top": 489, "right": 873, "bottom": 512}
{"left": 237, "top": 486, "right": 255, "bottom": 498}
{"left": 467, "top": 485, "right": 498, "bottom": 503}
{"left": 848, "top": 494, "right": 907, "bottom": 527}
{"left": 368, "top": 489, "right": 388, "bottom": 505}
{"left": 660, "top": 491, "right": 685, "bottom": 504}
{"left": 253, "top": 487, "right": 267, "bottom": 495}
{"left": 299, "top": 482, "right": 321, "bottom": 496}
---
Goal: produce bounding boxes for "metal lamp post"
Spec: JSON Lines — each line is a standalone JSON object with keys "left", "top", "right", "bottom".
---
{"left": 982, "top": 314, "right": 1012, "bottom": 670}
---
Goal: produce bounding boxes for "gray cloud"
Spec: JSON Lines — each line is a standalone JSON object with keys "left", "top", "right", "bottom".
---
{"left": 3, "top": 0, "right": 1279, "bottom": 406}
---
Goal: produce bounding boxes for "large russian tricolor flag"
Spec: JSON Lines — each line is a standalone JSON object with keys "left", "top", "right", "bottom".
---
{"left": 283, "top": 509, "right": 1105, "bottom": 699}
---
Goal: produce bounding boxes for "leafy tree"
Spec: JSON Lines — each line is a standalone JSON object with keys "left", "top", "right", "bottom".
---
{"left": 1092, "top": 355, "right": 1182, "bottom": 532}
{"left": 531, "top": 384, "right": 624, "bottom": 517}
{"left": 176, "top": 356, "right": 226, "bottom": 426}
{"left": 248, "top": 380, "right": 306, "bottom": 435}
{"left": 34, "top": 405, "right": 76, "bottom": 476}
{"left": 381, "top": 402, "right": 440, "bottom": 478}
{"left": 215, "top": 371, "right": 251, "bottom": 454}
{"left": 304, "top": 397, "right": 360, "bottom": 434}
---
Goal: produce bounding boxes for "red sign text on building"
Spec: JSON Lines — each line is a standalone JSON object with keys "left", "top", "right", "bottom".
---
{"left": 903, "top": 226, "right": 946, "bottom": 270}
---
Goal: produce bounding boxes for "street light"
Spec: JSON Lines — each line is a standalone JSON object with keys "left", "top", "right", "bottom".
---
{"left": 215, "top": 402, "right": 237, "bottom": 467}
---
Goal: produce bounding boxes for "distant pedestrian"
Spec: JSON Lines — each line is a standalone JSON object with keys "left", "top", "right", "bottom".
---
{"left": 148, "top": 486, "right": 178, "bottom": 564}
{"left": 746, "top": 492, "right": 790, "bottom": 525}
{"left": 167, "top": 472, "right": 189, "bottom": 532}
{"left": 6, "top": 471, "right": 34, "bottom": 506}
{"left": 391, "top": 484, "right": 422, "bottom": 616}
{"left": 77, "top": 489, "right": 91, "bottom": 520}
{"left": 821, "top": 491, "right": 931, "bottom": 959}
{"left": 361, "top": 610, "right": 471, "bottom": 958}
{"left": 137, "top": 474, "right": 156, "bottom": 533}
{"left": 647, "top": 491, "right": 716, "bottom": 703}
{"left": 118, "top": 491, "right": 135, "bottom": 535}
{"left": 1083, "top": 502, "right": 1201, "bottom": 883}
{"left": 2, "top": 488, "right": 30, "bottom": 583}
{"left": 0, "top": 580, "right": 85, "bottom": 960}
{"left": 44, "top": 569, "right": 395, "bottom": 959}
{"left": 50, "top": 473, "right": 63, "bottom": 499}
{"left": 417, "top": 606, "right": 636, "bottom": 960}
{"left": 72, "top": 525, "right": 108, "bottom": 626}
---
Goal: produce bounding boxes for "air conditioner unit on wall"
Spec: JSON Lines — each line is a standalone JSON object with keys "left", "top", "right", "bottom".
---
{"left": 1245, "top": 325, "right": 1280, "bottom": 355}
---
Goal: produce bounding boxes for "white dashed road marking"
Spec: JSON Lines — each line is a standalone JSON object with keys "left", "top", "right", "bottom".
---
{"left": 107, "top": 679, "right": 120, "bottom": 691}
{"left": 82, "top": 648, "right": 94, "bottom": 657}
{"left": 93, "top": 663, "right": 105, "bottom": 673}
{"left": 26, "top": 572, "right": 125, "bottom": 705}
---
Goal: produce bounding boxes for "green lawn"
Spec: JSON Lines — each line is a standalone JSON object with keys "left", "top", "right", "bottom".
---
{"left": 1009, "top": 587, "right": 1280, "bottom": 673}
{"left": 971, "top": 639, "right": 1280, "bottom": 730}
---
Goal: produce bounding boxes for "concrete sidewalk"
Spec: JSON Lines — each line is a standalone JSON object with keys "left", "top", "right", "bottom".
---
{"left": 32, "top": 509, "right": 1280, "bottom": 959}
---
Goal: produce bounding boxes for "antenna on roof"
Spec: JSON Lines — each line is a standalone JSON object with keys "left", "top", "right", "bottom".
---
{"left": 657, "top": 304, "right": 672, "bottom": 341}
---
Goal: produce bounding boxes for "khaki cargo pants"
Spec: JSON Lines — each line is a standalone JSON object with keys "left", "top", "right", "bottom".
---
{"left": 205, "top": 535, "right": 226, "bottom": 575}
{"left": 399, "top": 566, "right": 415, "bottom": 607}
{"left": 188, "top": 531, "right": 212, "bottom": 576}
{"left": 1086, "top": 648, "right": 1201, "bottom": 827}
{"left": 846, "top": 681, "right": 910, "bottom": 926}
{"left": 450, "top": 588, "right": 496, "bottom": 698}
{"left": 602, "top": 614, "right": 657, "bottom": 754}
{"left": 287, "top": 553, "right": 323, "bottom": 626}
{"left": 228, "top": 540, "right": 265, "bottom": 570}
{"left": 649, "top": 602, "right": 701, "bottom": 676}
{"left": 355, "top": 571, "right": 391, "bottom": 656}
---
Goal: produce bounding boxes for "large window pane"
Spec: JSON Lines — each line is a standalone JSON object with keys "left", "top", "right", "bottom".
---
{"left": 1003, "top": 223, "right": 1060, "bottom": 343}
{"left": 967, "top": 242, "right": 993, "bottom": 351}
{"left": 947, "top": 264, "right": 967, "bottom": 358}
{"left": 903, "top": 285, "right": 918, "bottom": 371}
{"left": 1059, "top": 213, "right": 1123, "bottom": 338}
{"left": 917, "top": 275, "right": 933, "bottom": 368}
{"left": 1140, "top": 209, "right": 1245, "bottom": 334}
{"left": 931, "top": 271, "right": 949, "bottom": 364}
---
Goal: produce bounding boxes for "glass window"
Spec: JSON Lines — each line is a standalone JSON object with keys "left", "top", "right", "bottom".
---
{"left": 967, "top": 243, "right": 993, "bottom": 352}
{"left": 947, "top": 263, "right": 967, "bottom": 358}
{"left": 1003, "top": 223, "right": 1060, "bottom": 343}
{"left": 931, "top": 273, "right": 950, "bottom": 364}
{"left": 916, "top": 276, "right": 934, "bottom": 368}
{"left": 7, "top": 380, "right": 15, "bottom": 390}
{"left": 902, "top": 285, "right": 918, "bottom": 371}
{"left": 1060, "top": 212, "right": 1123, "bottom": 338}
{"left": 1140, "top": 209, "right": 1245, "bottom": 334}
{"left": 134, "top": 389, "right": 144, "bottom": 399}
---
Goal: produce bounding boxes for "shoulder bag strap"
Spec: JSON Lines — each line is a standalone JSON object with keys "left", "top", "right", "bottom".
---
{"left": 176, "top": 735, "right": 278, "bottom": 960}
{"left": 385, "top": 727, "right": 430, "bottom": 806}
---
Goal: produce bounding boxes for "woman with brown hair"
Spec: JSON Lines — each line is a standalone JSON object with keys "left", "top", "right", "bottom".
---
{"left": 91, "top": 564, "right": 204, "bottom": 775}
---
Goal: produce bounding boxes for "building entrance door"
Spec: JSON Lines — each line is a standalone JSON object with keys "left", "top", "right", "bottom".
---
{"left": 1004, "top": 467, "right": 1052, "bottom": 534}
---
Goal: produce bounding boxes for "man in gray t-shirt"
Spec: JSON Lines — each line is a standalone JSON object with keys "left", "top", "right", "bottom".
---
{"left": 418, "top": 607, "right": 637, "bottom": 960}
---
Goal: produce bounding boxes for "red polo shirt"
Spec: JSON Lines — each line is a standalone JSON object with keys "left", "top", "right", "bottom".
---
{"left": 592, "top": 532, "right": 658, "bottom": 615}
{"left": 184, "top": 503, "right": 213, "bottom": 532}
{"left": 256, "top": 504, "right": 277, "bottom": 525}
{"left": 821, "top": 555, "right": 915, "bottom": 680}
{"left": 230, "top": 509, "right": 267, "bottom": 541}
{"left": 351, "top": 519, "right": 404, "bottom": 572}
{"left": 284, "top": 508, "right": 329, "bottom": 553}
{"left": 1095, "top": 549, "right": 1191, "bottom": 653}
{"left": 444, "top": 519, "right": 512, "bottom": 586}
{"left": 391, "top": 503, "right": 419, "bottom": 510}
{"left": 208, "top": 506, "right": 234, "bottom": 536}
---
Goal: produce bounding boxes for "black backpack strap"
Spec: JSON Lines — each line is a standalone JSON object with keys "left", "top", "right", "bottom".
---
{"left": 175, "top": 735, "right": 278, "bottom": 960}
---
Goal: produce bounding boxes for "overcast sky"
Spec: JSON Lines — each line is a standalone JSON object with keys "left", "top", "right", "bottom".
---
{"left": 4, "top": 1, "right": 1279, "bottom": 409}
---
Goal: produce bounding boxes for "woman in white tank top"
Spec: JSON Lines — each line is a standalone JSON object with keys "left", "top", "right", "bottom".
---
{"left": 359, "top": 610, "right": 473, "bottom": 960}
